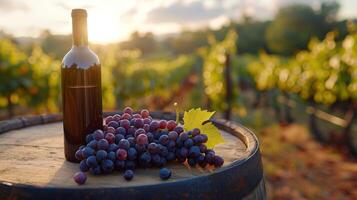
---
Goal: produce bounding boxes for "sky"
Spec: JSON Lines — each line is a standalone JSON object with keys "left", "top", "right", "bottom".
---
{"left": 0, "top": 0, "right": 356, "bottom": 44}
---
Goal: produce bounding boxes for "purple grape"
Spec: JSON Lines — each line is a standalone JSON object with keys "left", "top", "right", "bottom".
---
{"left": 123, "top": 107, "right": 133, "bottom": 115}
{"left": 173, "top": 126, "right": 184, "bottom": 134}
{"left": 105, "top": 116, "right": 114, "bottom": 124}
{"left": 115, "top": 127, "right": 126, "bottom": 135}
{"left": 134, "top": 128, "right": 146, "bottom": 138}
{"left": 82, "top": 147, "right": 94, "bottom": 158}
{"left": 75, "top": 149, "right": 83, "bottom": 160}
{"left": 184, "top": 138, "right": 193, "bottom": 148}
{"left": 188, "top": 158, "right": 196, "bottom": 167}
{"left": 118, "top": 139, "right": 130, "bottom": 150}
{"left": 148, "top": 143, "right": 159, "bottom": 154}
{"left": 127, "top": 137, "right": 136, "bottom": 147}
{"left": 199, "top": 144, "right": 207, "bottom": 153}
{"left": 197, "top": 155, "right": 207, "bottom": 168}
{"left": 86, "top": 155, "right": 98, "bottom": 168}
{"left": 159, "top": 135, "right": 169, "bottom": 145}
{"left": 93, "top": 130, "right": 104, "bottom": 140}
{"left": 192, "top": 128, "right": 201, "bottom": 137}
{"left": 193, "top": 135, "right": 203, "bottom": 145}
{"left": 101, "top": 159, "right": 114, "bottom": 173}
{"left": 201, "top": 134, "right": 208, "bottom": 143}
{"left": 136, "top": 134, "right": 148, "bottom": 145}
{"left": 90, "top": 165, "right": 101, "bottom": 175}
{"left": 189, "top": 146, "right": 200, "bottom": 158}
{"left": 107, "top": 151, "right": 116, "bottom": 162}
{"left": 120, "top": 119, "right": 130, "bottom": 130}
{"left": 115, "top": 134, "right": 125, "bottom": 144}
{"left": 127, "top": 147, "right": 137, "bottom": 160}
{"left": 96, "top": 150, "right": 107, "bottom": 161}
{"left": 205, "top": 152, "right": 215, "bottom": 165}
{"left": 87, "top": 140, "right": 97, "bottom": 149}
{"left": 124, "top": 169, "right": 134, "bottom": 181}
{"left": 179, "top": 132, "right": 189, "bottom": 141}
{"left": 168, "top": 131, "right": 178, "bottom": 141}
{"left": 143, "top": 118, "right": 151, "bottom": 125}
{"left": 73, "top": 172, "right": 87, "bottom": 185}
{"left": 151, "top": 154, "right": 161, "bottom": 166}
{"left": 97, "top": 139, "right": 109, "bottom": 150}
{"left": 176, "top": 138, "right": 184, "bottom": 148}
{"left": 105, "top": 133, "right": 115, "bottom": 144}
{"left": 106, "top": 127, "right": 116, "bottom": 134}
{"left": 127, "top": 126, "right": 136, "bottom": 135}
{"left": 178, "top": 147, "right": 188, "bottom": 158}
{"left": 113, "top": 114, "right": 121, "bottom": 122}
{"left": 147, "top": 132, "right": 154, "bottom": 142}
{"left": 116, "top": 149, "right": 127, "bottom": 160}
{"left": 115, "top": 160, "right": 125, "bottom": 170}
{"left": 133, "top": 113, "right": 142, "bottom": 119}
{"left": 213, "top": 156, "right": 224, "bottom": 167}
{"left": 149, "top": 121, "right": 159, "bottom": 132}
{"left": 159, "top": 168, "right": 171, "bottom": 180}
{"left": 79, "top": 160, "right": 89, "bottom": 172}
{"left": 159, "top": 145, "right": 169, "bottom": 157}
{"left": 143, "top": 124, "right": 150, "bottom": 132}
{"left": 139, "top": 152, "right": 151, "bottom": 167}
{"left": 140, "top": 109, "right": 150, "bottom": 118}
{"left": 134, "top": 118, "right": 144, "bottom": 128}
{"left": 85, "top": 134, "right": 94, "bottom": 143}
{"left": 135, "top": 144, "right": 147, "bottom": 154}
{"left": 166, "top": 152, "right": 175, "bottom": 161}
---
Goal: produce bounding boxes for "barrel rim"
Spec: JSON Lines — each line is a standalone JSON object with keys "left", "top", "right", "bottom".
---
{"left": 0, "top": 112, "right": 261, "bottom": 191}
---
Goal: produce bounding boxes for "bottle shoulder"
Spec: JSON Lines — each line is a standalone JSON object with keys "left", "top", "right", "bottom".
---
{"left": 62, "top": 46, "right": 100, "bottom": 69}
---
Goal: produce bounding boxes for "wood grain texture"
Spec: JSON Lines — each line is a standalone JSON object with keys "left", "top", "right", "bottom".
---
{"left": 0, "top": 122, "right": 247, "bottom": 187}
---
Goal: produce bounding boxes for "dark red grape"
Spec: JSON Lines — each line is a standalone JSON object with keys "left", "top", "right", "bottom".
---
{"left": 133, "top": 114, "right": 142, "bottom": 119}
{"left": 123, "top": 107, "right": 133, "bottom": 115}
{"left": 116, "top": 148, "right": 127, "bottom": 160}
{"left": 127, "top": 126, "right": 136, "bottom": 135}
{"left": 166, "top": 120, "right": 177, "bottom": 131}
{"left": 120, "top": 119, "right": 130, "bottom": 130}
{"left": 159, "top": 120, "right": 167, "bottom": 129}
{"left": 136, "top": 134, "right": 148, "bottom": 145}
{"left": 73, "top": 172, "right": 87, "bottom": 185}
{"left": 168, "top": 131, "right": 178, "bottom": 141}
{"left": 140, "top": 109, "right": 150, "bottom": 118}
{"left": 105, "top": 116, "right": 114, "bottom": 125}
{"left": 113, "top": 114, "right": 121, "bottom": 122}
{"left": 134, "top": 118, "right": 144, "bottom": 128}
{"left": 199, "top": 144, "right": 207, "bottom": 153}
{"left": 121, "top": 113, "right": 131, "bottom": 120}
{"left": 105, "top": 133, "right": 115, "bottom": 144}
{"left": 106, "top": 127, "right": 116, "bottom": 134}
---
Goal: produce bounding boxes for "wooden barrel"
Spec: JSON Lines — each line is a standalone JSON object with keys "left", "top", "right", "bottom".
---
{"left": 0, "top": 112, "right": 265, "bottom": 200}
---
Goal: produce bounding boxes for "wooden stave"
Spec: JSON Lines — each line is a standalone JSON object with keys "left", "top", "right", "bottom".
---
{"left": 0, "top": 112, "right": 265, "bottom": 200}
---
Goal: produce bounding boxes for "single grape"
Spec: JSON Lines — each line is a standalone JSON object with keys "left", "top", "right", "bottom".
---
{"left": 101, "top": 159, "right": 114, "bottom": 173}
{"left": 139, "top": 152, "right": 151, "bottom": 166}
{"left": 159, "top": 120, "right": 167, "bottom": 129}
{"left": 134, "top": 128, "right": 146, "bottom": 138}
{"left": 189, "top": 146, "right": 200, "bottom": 158}
{"left": 122, "top": 113, "right": 132, "bottom": 120}
{"left": 75, "top": 149, "right": 83, "bottom": 160}
{"left": 187, "top": 130, "right": 193, "bottom": 137}
{"left": 148, "top": 142, "right": 159, "bottom": 154}
{"left": 166, "top": 120, "right": 177, "bottom": 131}
{"left": 201, "top": 134, "right": 208, "bottom": 143}
{"left": 115, "top": 134, "right": 125, "bottom": 144}
{"left": 118, "top": 139, "right": 130, "bottom": 150}
{"left": 73, "top": 172, "right": 87, "bottom": 185}
{"left": 159, "top": 135, "right": 169, "bottom": 145}
{"left": 127, "top": 126, "right": 136, "bottom": 135}
{"left": 197, "top": 155, "right": 207, "bottom": 168}
{"left": 106, "top": 126, "right": 116, "bottom": 134}
{"left": 175, "top": 138, "right": 184, "bottom": 148}
{"left": 167, "top": 140, "right": 176, "bottom": 151}
{"left": 179, "top": 132, "right": 189, "bottom": 141}
{"left": 205, "top": 152, "right": 215, "bottom": 165}
{"left": 97, "top": 139, "right": 109, "bottom": 150}
{"left": 159, "top": 168, "right": 171, "bottom": 180}
{"left": 132, "top": 114, "right": 142, "bottom": 119}
{"left": 184, "top": 138, "right": 193, "bottom": 148}
{"left": 159, "top": 146, "right": 169, "bottom": 157}
{"left": 105, "top": 133, "right": 115, "bottom": 144}
{"left": 213, "top": 156, "right": 224, "bottom": 167}
{"left": 135, "top": 144, "right": 147, "bottom": 154}
{"left": 130, "top": 118, "right": 135, "bottom": 126}
{"left": 127, "top": 137, "right": 136, "bottom": 147}
{"left": 168, "top": 131, "right": 178, "bottom": 141}
{"left": 147, "top": 132, "right": 154, "bottom": 142}
{"left": 192, "top": 128, "right": 201, "bottom": 137}
{"left": 120, "top": 119, "right": 130, "bottom": 130}
{"left": 136, "top": 134, "right": 148, "bottom": 145}
{"left": 173, "top": 126, "right": 184, "bottom": 134}
{"left": 140, "top": 109, "right": 150, "bottom": 118}
{"left": 149, "top": 121, "right": 160, "bottom": 132}
{"left": 188, "top": 158, "right": 196, "bottom": 167}
{"left": 87, "top": 140, "right": 97, "bottom": 149}
{"left": 105, "top": 116, "right": 114, "bottom": 124}
{"left": 193, "top": 135, "right": 203, "bottom": 145}
{"left": 178, "top": 147, "right": 188, "bottom": 158}
{"left": 143, "top": 118, "right": 152, "bottom": 125}
{"left": 143, "top": 124, "right": 150, "bottom": 132}
{"left": 79, "top": 160, "right": 89, "bottom": 172}
{"left": 134, "top": 118, "right": 144, "bottom": 128}
{"left": 115, "top": 160, "right": 126, "bottom": 170}
{"left": 127, "top": 147, "right": 137, "bottom": 160}
{"left": 93, "top": 130, "right": 104, "bottom": 141}
{"left": 82, "top": 147, "right": 95, "bottom": 158}
{"left": 113, "top": 114, "right": 121, "bottom": 122}
{"left": 115, "top": 127, "right": 126, "bottom": 135}
{"left": 85, "top": 134, "right": 94, "bottom": 143}
{"left": 199, "top": 144, "right": 207, "bottom": 153}
{"left": 116, "top": 149, "right": 127, "bottom": 161}
{"left": 96, "top": 150, "right": 107, "bottom": 162}
{"left": 123, "top": 107, "right": 133, "bottom": 115}
{"left": 107, "top": 151, "right": 116, "bottom": 162}
{"left": 86, "top": 155, "right": 98, "bottom": 168}
{"left": 90, "top": 165, "right": 101, "bottom": 175}
{"left": 124, "top": 169, "right": 134, "bottom": 181}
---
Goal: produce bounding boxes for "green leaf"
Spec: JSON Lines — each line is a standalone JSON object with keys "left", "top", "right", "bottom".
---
{"left": 183, "top": 108, "right": 224, "bottom": 148}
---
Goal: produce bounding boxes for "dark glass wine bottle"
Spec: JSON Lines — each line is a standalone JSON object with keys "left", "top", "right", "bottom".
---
{"left": 61, "top": 9, "right": 102, "bottom": 162}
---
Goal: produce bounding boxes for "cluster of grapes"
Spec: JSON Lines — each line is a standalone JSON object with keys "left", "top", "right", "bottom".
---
{"left": 73, "top": 107, "right": 224, "bottom": 185}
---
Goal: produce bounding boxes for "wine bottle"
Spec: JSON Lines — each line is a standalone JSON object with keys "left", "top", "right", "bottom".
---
{"left": 61, "top": 9, "right": 103, "bottom": 162}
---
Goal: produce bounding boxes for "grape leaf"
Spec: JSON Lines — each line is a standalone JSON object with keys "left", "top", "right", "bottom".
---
{"left": 183, "top": 108, "right": 224, "bottom": 148}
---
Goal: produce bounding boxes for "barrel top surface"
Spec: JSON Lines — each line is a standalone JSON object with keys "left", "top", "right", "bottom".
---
{"left": 0, "top": 120, "right": 258, "bottom": 188}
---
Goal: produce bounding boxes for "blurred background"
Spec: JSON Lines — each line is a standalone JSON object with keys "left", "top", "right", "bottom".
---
{"left": 0, "top": 0, "right": 356, "bottom": 199}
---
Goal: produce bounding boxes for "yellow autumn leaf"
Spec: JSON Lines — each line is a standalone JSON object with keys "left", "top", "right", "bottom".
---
{"left": 183, "top": 108, "right": 224, "bottom": 148}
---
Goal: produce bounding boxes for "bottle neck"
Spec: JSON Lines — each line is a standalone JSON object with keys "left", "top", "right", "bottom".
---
{"left": 72, "top": 16, "right": 88, "bottom": 46}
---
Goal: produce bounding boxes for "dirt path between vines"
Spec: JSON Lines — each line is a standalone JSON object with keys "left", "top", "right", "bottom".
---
{"left": 259, "top": 124, "right": 357, "bottom": 200}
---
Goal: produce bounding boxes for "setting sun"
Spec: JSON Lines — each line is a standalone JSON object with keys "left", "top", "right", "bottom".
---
{"left": 88, "top": 14, "right": 124, "bottom": 44}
